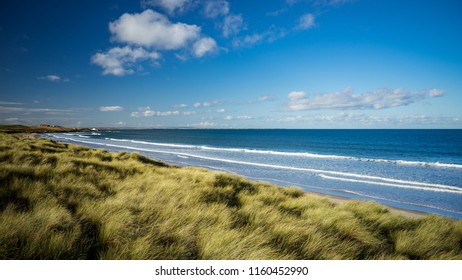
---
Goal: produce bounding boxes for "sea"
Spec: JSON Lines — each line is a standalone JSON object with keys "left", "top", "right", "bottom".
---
{"left": 44, "top": 129, "right": 462, "bottom": 219}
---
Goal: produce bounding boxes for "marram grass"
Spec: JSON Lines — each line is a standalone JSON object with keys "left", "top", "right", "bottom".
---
{"left": 0, "top": 133, "right": 461, "bottom": 259}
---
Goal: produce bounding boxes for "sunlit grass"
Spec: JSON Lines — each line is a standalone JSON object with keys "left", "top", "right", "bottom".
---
{"left": 0, "top": 133, "right": 461, "bottom": 259}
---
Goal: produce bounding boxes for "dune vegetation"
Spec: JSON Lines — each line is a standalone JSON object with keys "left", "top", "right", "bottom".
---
{"left": 0, "top": 133, "right": 461, "bottom": 260}
{"left": 0, "top": 124, "right": 91, "bottom": 134}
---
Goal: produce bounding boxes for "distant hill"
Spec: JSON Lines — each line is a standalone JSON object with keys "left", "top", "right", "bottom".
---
{"left": 0, "top": 124, "right": 92, "bottom": 134}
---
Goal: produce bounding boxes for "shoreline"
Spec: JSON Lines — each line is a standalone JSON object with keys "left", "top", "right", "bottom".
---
{"left": 3, "top": 132, "right": 461, "bottom": 260}
{"left": 0, "top": 124, "right": 105, "bottom": 134}
{"left": 307, "top": 191, "right": 427, "bottom": 219}
{"left": 31, "top": 132, "right": 429, "bottom": 219}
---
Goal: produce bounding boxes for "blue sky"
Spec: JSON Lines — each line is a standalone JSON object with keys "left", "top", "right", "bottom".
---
{"left": 1, "top": 0, "right": 461, "bottom": 128}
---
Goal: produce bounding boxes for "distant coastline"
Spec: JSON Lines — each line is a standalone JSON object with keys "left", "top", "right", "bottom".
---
{"left": 0, "top": 124, "right": 96, "bottom": 134}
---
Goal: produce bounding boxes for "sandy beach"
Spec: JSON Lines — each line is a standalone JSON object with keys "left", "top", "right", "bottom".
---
{"left": 309, "top": 192, "right": 427, "bottom": 219}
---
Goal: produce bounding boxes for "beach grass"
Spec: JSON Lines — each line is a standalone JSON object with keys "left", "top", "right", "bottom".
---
{"left": 0, "top": 133, "right": 461, "bottom": 260}
{"left": 0, "top": 124, "right": 91, "bottom": 134}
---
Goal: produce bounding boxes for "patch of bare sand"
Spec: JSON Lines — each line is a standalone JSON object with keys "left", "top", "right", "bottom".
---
{"left": 305, "top": 191, "right": 427, "bottom": 219}
{"left": 17, "top": 133, "right": 37, "bottom": 139}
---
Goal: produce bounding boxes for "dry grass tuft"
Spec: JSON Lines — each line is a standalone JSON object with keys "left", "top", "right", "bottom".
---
{"left": 1, "top": 133, "right": 461, "bottom": 259}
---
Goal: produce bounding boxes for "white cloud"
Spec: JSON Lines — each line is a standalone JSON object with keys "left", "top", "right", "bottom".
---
{"left": 222, "top": 14, "right": 245, "bottom": 37}
{"left": 258, "top": 95, "right": 275, "bottom": 102}
{"left": 193, "top": 100, "right": 222, "bottom": 108}
{"left": 238, "top": 115, "right": 254, "bottom": 120}
{"left": 131, "top": 106, "right": 195, "bottom": 117}
{"left": 175, "top": 103, "right": 188, "bottom": 108}
{"left": 428, "top": 88, "right": 446, "bottom": 97}
{"left": 209, "top": 100, "right": 223, "bottom": 107}
{"left": 224, "top": 115, "right": 254, "bottom": 120}
{"left": 203, "top": 1, "right": 245, "bottom": 39}
{"left": 0, "top": 106, "right": 72, "bottom": 114}
{"left": 182, "top": 110, "right": 197, "bottom": 115}
{"left": 288, "top": 91, "right": 306, "bottom": 101}
{"left": 287, "top": 0, "right": 352, "bottom": 6}
{"left": 95, "top": 9, "right": 217, "bottom": 71}
{"left": 131, "top": 108, "right": 178, "bottom": 117}
{"left": 233, "top": 26, "right": 286, "bottom": 47}
{"left": 175, "top": 53, "right": 188, "bottom": 61}
{"left": 277, "top": 113, "right": 461, "bottom": 127}
{"left": 194, "top": 121, "right": 216, "bottom": 127}
{"left": 157, "top": 111, "right": 180, "bottom": 116}
{"left": 0, "top": 101, "right": 22, "bottom": 105}
{"left": 5, "top": 117, "right": 19, "bottom": 122}
{"left": 287, "top": 87, "right": 444, "bottom": 111}
{"left": 296, "top": 13, "right": 315, "bottom": 30}
{"left": 314, "top": 0, "right": 353, "bottom": 7}
{"left": 91, "top": 46, "right": 160, "bottom": 76}
{"left": 99, "top": 106, "right": 124, "bottom": 112}
{"left": 37, "top": 75, "right": 61, "bottom": 82}
{"left": 266, "top": 8, "right": 288, "bottom": 17}
{"left": 109, "top": 10, "right": 200, "bottom": 50}
{"left": 233, "top": 33, "right": 263, "bottom": 47}
{"left": 193, "top": 37, "right": 217, "bottom": 57}
{"left": 216, "top": 109, "right": 226, "bottom": 113}
{"left": 204, "top": 0, "right": 229, "bottom": 18}
{"left": 141, "top": 0, "right": 192, "bottom": 15}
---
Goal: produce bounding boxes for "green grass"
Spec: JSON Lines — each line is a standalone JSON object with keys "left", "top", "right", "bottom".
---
{"left": 0, "top": 133, "right": 461, "bottom": 259}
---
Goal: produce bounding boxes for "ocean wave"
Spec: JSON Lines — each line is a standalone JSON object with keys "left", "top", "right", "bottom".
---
{"left": 104, "top": 138, "right": 196, "bottom": 148}
{"left": 61, "top": 133, "right": 90, "bottom": 139}
{"left": 47, "top": 135, "right": 462, "bottom": 195}
{"left": 317, "top": 174, "right": 462, "bottom": 194}
{"left": 100, "top": 137, "right": 462, "bottom": 170}
{"left": 104, "top": 137, "right": 128, "bottom": 142}
{"left": 245, "top": 176, "right": 462, "bottom": 216}
{"left": 130, "top": 139, "right": 196, "bottom": 149}
{"left": 330, "top": 189, "right": 462, "bottom": 216}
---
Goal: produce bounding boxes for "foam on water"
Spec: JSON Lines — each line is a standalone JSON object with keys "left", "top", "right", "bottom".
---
{"left": 95, "top": 136, "right": 462, "bottom": 170}
{"left": 48, "top": 134, "right": 462, "bottom": 195}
